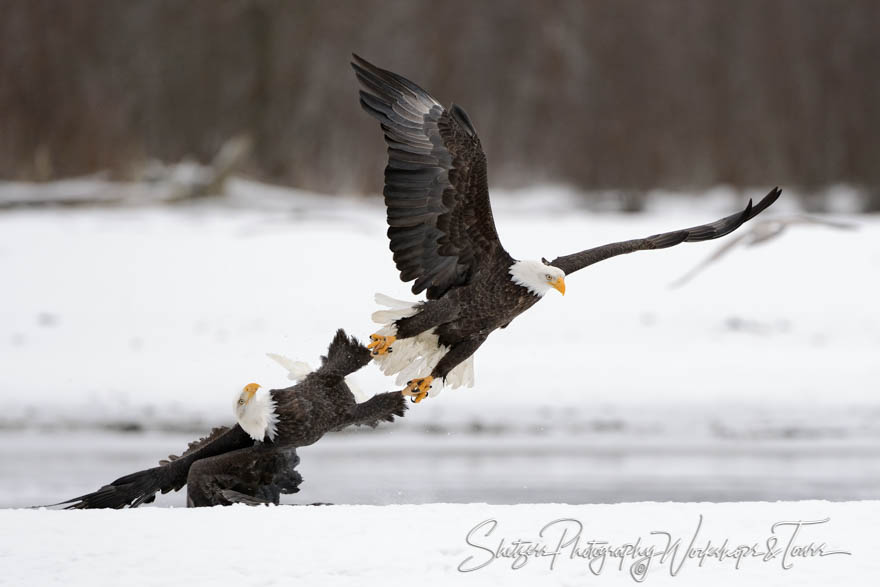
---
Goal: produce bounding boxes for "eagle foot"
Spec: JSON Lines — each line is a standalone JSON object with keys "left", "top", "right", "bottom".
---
{"left": 367, "top": 334, "right": 396, "bottom": 356}
{"left": 402, "top": 376, "right": 434, "bottom": 403}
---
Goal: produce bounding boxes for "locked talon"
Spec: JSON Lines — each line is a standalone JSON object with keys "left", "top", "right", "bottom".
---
{"left": 402, "top": 376, "right": 434, "bottom": 401}
{"left": 367, "top": 334, "right": 396, "bottom": 356}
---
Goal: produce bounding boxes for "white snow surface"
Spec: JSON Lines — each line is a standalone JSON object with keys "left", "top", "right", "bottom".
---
{"left": 3, "top": 501, "right": 876, "bottom": 586}
{"left": 0, "top": 180, "right": 876, "bottom": 431}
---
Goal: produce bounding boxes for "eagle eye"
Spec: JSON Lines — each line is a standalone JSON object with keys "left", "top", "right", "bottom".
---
{"left": 545, "top": 274, "right": 552, "bottom": 280}
{"left": 238, "top": 399, "right": 245, "bottom": 405}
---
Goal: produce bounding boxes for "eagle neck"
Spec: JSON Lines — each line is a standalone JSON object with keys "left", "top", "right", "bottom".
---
{"left": 508, "top": 259, "right": 550, "bottom": 297}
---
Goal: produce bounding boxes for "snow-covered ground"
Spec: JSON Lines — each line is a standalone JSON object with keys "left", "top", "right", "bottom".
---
{"left": 0, "top": 180, "right": 878, "bottom": 507}
{"left": 5, "top": 501, "right": 876, "bottom": 586}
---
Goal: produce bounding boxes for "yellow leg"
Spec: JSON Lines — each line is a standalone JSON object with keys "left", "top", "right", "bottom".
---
{"left": 367, "top": 333, "right": 396, "bottom": 356}
{"left": 402, "top": 376, "right": 434, "bottom": 403}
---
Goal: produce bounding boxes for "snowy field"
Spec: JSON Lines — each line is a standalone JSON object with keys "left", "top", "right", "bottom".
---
{"left": 0, "top": 180, "right": 878, "bottom": 508}
{"left": 4, "top": 501, "right": 876, "bottom": 586}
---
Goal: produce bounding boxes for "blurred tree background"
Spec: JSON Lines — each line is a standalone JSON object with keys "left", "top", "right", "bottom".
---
{"left": 1, "top": 0, "right": 878, "bottom": 207}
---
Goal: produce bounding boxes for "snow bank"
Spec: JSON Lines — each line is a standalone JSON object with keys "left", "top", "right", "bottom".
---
{"left": 4, "top": 501, "right": 875, "bottom": 586}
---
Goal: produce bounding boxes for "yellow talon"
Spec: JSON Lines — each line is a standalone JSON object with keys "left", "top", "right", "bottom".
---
{"left": 368, "top": 334, "right": 396, "bottom": 356}
{"left": 402, "top": 376, "right": 434, "bottom": 402}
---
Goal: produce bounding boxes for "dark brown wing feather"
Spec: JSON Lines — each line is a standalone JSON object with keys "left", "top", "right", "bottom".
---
{"left": 550, "top": 187, "right": 781, "bottom": 275}
{"left": 352, "top": 54, "right": 510, "bottom": 299}
{"left": 158, "top": 426, "right": 231, "bottom": 466}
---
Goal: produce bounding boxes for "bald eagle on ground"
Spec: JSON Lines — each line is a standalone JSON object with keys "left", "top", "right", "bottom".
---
{"left": 351, "top": 54, "right": 781, "bottom": 402}
{"left": 55, "top": 330, "right": 406, "bottom": 508}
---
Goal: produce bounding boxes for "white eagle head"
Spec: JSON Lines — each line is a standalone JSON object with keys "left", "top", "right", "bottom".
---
{"left": 234, "top": 382, "right": 278, "bottom": 441}
{"left": 509, "top": 259, "right": 566, "bottom": 297}
{"left": 234, "top": 382, "right": 260, "bottom": 418}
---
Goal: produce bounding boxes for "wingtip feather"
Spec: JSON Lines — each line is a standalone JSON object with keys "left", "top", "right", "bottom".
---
{"left": 350, "top": 53, "right": 370, "bottom": 70}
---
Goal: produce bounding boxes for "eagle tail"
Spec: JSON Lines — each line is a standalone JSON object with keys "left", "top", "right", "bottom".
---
{"left": 317, "top": 329, "right": 372, "bottom": 378}
{"left": 374, "top": 293, "right": 418, "bottom": 310}
{"left": 266, "top": 353, "right": 313, "bottom": 381}
{"left": 371, "top": 293, "right": 420, "bottom": 325}
{"left": 347, "top": 390, "right": 408, "bottom": 428}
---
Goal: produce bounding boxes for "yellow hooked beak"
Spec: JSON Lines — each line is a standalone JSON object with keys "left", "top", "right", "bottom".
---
{"left": 551, "top": 276, "right": 566, "bottom": 295}
{"left": 242, "top": 382, "right": 261, "bottom": 401}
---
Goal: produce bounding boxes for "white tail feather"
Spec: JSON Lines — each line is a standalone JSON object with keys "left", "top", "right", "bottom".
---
{"left": 374, "top": 293, "right": 419, "bottom": 309}
{"left": 267, "top": 353, "right": 367, "bottom": 402}
{"left": 266, "top": 354, "right": 313, "bottom": 381}
{"left": 371, "top": 292, "right": 475, "bottom": 395}
{"left": 371, "top": 294, "right": 420, "bottom": 324}
{"left": 346, "top": 377, "right": 369, "bottom": 403}
{"left": 372, "top": 308, "right": 415, "bottom": 324}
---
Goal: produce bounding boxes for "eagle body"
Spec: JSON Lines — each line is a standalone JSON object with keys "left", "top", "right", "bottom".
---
{"left": 353, "top": 54, "right": 781, "bottom": 399}
{"left": 401, "top": 265, "right": 541, "bottom": 342}
{"left": 370, "top": 261, "right": 548, "bottom": 393}
{"left": 58, "top": 330, "right": 406, "bottom": 508}
{"left": 268, "top": 371, "right": 390, "bottom": 447}
{"left": 374, "top": 263, "right": 541, "bottom": 384}
{"left": 243, "top": 330, "right": 405, "bottom": 445}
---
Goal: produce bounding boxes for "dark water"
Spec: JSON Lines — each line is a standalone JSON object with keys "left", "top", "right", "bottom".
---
{"left": 3, "top": 424, "right": 879, "bottom": 508}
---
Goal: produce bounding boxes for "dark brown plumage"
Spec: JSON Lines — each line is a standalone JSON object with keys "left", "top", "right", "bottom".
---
{"left": 53, "top": 330, "right": 406, "bottom": 508}
{"left": 267, "top": 329, "right": 408, "bottom": 445}
{"left": 352, "top": 54, "right": 781, "bottom": 399}
{"left": 353, "top": 54, "right": 510, "bottom": 301}
{"left": 549, "top": 192, "right": 781, "bottom": 275}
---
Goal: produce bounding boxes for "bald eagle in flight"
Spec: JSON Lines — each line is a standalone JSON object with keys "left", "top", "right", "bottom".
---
{"left": 351, "top": 54, "right": 781, "bottom": 402}
{"left": 56, "top": 330, "right": 406, "bottom": 508}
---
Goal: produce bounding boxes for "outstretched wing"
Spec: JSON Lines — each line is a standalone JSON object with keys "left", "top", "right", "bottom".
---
{"left": 51, "top": 426, "right": 254, "bottom": 509}
{"left": 352, "top": 55, "right": 509, "bottom": 299}
{"left": 550, "top": 187, "right": 781, "bottom": 276}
